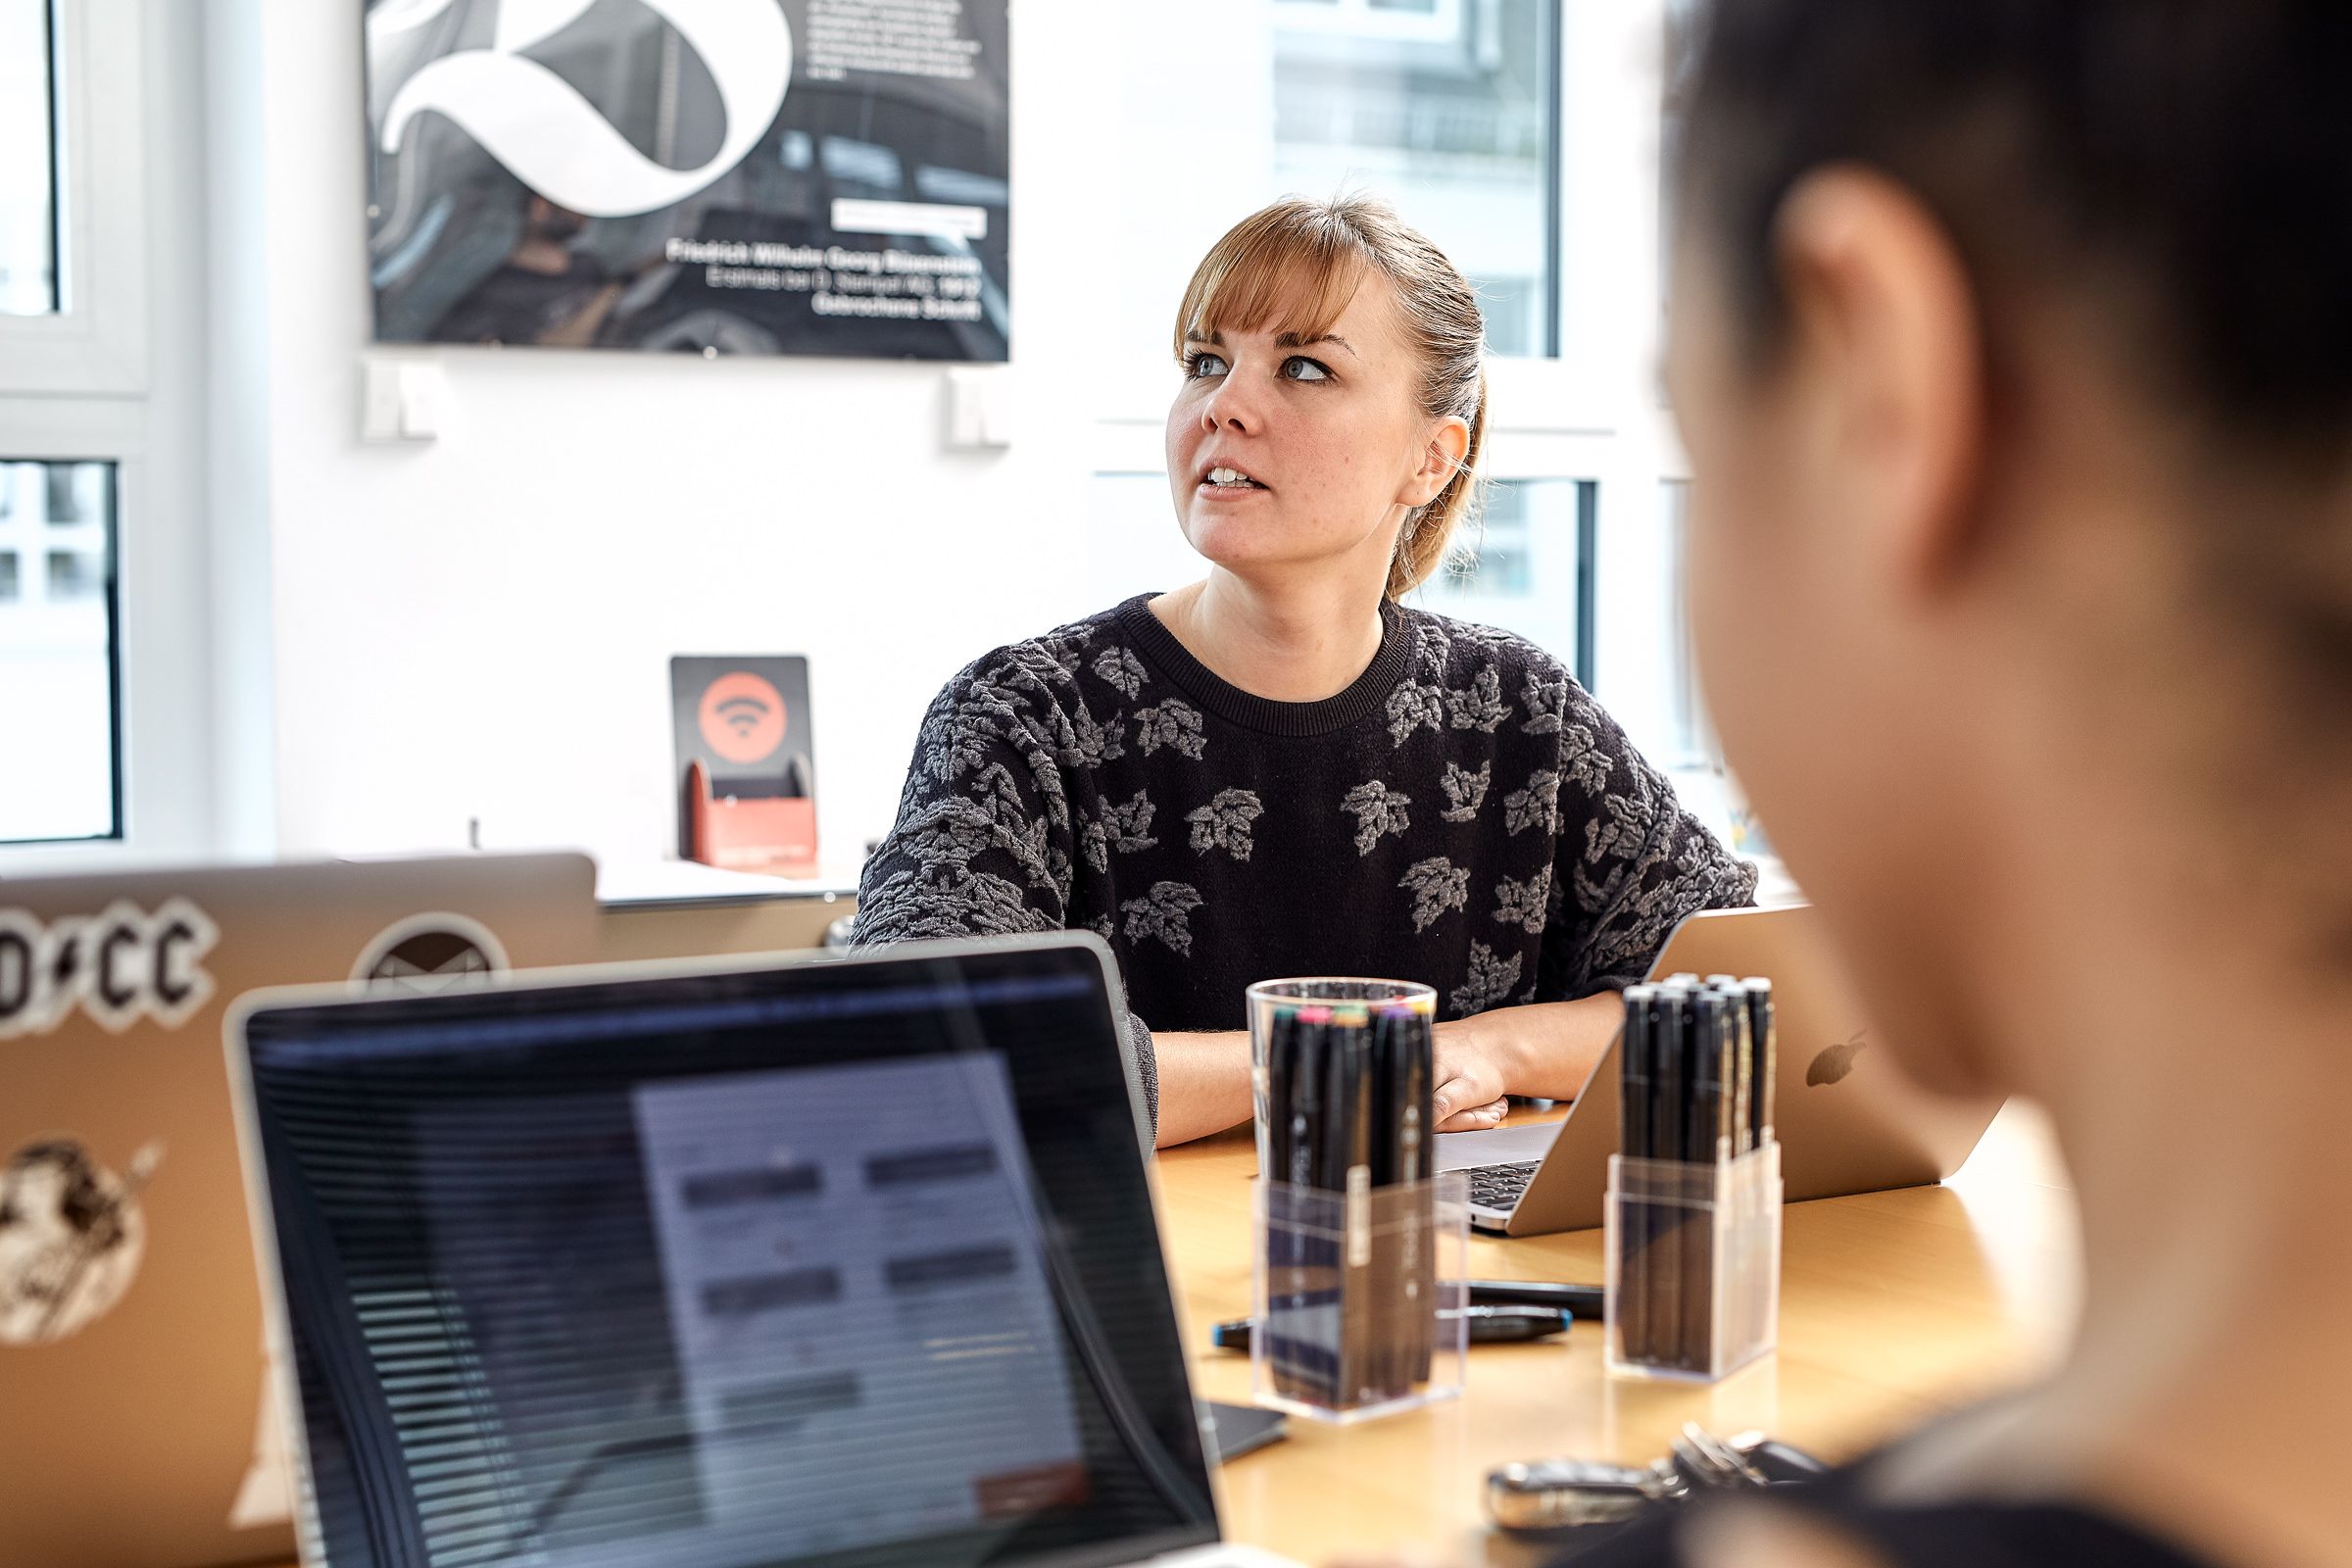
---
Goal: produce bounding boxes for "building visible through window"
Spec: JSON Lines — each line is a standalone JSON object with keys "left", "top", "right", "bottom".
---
{"left": 0, "top": 461, "right": 121, "bottom": 842}
{"left": 0, "top": 0, "right": 61, "bottom": 316}
{"left": 1272, "top": 0, "right": 1556, "bottom": 357}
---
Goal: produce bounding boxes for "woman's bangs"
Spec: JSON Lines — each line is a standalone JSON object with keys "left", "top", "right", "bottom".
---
{"left": 1176, "top": 223, "right": 1368, "bottom": 356}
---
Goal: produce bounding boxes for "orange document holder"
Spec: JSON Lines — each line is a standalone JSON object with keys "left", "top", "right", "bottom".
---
{"left": 684, "top": 759, "right": 817, "bottom": 877}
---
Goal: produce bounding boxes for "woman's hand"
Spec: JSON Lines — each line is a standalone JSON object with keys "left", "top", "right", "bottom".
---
{"left": 1429, "top": 994, "right": 1626, "bottom": 1132}
{"left": 1430, "top": 1010, "right": 1530, "bottom": 1132}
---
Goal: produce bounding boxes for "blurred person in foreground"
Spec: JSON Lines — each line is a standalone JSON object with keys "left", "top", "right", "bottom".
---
{"left": 1537, "top": 2, "right": 2352, "bottom": 1566}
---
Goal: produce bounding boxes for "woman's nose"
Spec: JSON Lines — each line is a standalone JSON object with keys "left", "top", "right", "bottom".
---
{"left": 1199, "top": 375, "right": 1263, "bottom": 435}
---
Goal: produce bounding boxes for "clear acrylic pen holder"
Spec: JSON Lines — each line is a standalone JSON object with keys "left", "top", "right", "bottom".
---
{"left": 1604, "top": 1142, "right": 1782, "bottom": 1383}
{"left": 1250, "top": 1172, "right": 1469, "bottom": 1424}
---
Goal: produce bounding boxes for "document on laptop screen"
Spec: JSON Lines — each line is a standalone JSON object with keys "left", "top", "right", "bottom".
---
{"left": 633, "top": 1055, "right": 1087, "bottom": 1555}
{"left": 400, "top": 1053, "right": 1087, "bottom": 1568}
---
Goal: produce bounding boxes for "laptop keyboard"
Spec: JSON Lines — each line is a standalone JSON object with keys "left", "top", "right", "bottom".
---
{"left": 1466, "top": 1160, "right": 1542, "bottom": 1212}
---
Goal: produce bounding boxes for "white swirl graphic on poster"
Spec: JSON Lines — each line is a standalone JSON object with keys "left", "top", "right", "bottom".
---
{"left": 378, "top": 0, "right": 794, "bottom": 219}
{"left": 0, "top": 1138, "right": 164, "bottom": 1346}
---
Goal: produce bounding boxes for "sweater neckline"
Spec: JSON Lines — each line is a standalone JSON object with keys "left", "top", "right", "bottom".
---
{"left": 1112, "top": 593, "right": 1414, "bottom": 738}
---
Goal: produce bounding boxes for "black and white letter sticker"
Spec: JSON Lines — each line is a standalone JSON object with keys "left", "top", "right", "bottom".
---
{"left": 0, "top": 900, "right": 221, "bottom": 1041}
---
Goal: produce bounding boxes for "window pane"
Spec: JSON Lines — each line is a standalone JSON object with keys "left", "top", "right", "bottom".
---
{"left": 0, "top": 460, "right": 120, "bottom": 842}
{"left": 1660, "top": 479, "right": 1710, "bottom": 764}
{"left": 1102, "top": 4, "right": 1558, "bottom": 382}
{"left": 1414, "top": 477, "right": 1591, "bottom": 682}
{"left": 0, "top": 0, "right": 60, "bottom": 316}
{"left": 1273, "top": 0, "right": 1554, "bottom": 356}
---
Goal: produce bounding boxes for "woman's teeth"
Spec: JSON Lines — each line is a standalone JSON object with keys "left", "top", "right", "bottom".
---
{"left": 1206, "top": 467, "right": 1262, "bottom": 488}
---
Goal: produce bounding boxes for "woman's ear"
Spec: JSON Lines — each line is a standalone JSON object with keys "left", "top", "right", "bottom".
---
{"left": 1401, "top": 415, "right": 1473, "bottom": 509}
{"left": 1771, "top": 166, "right": 1988, "bottom": 602}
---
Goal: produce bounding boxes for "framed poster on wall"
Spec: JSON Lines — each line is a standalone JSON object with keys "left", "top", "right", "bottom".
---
{"left": 363, "top": 0, "right": 1009, "bottom": 360}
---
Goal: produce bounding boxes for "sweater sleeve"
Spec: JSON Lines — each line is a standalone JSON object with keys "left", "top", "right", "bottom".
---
{"left": 1543, "top": 700, "right": 1759, "bottom": 997}
{"left": 853, "top": 661, "right": 1162, "bottom": 1137}
{"left": 852, "top": 666, "right": 1074, "bottom": 945}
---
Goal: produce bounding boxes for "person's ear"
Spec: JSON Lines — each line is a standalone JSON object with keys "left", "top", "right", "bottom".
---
{"left": 1772, "top": 166, "right": 1987, "bottom": 600}
{"left": 1399, "top": 415, "right": 1472, "bottom": 510}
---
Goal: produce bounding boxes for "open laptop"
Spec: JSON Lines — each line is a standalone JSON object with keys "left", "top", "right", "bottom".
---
{"left": 1437, "top": 905, "right": 2006, "bottom": 1237}
{"left": 227, "top": 934, "right": 1294, "bottom": 1568}
{"left": 0, "top": 853, "right": 603, "bottom": 1568}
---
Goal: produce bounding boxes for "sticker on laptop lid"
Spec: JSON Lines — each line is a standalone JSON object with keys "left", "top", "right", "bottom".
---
{"left": 0, "top": 1136, "right": 165, "bottom": 1346}
{"left": 0, "top": 900, "right": 221, "bottom": 1041}
{"left": 352, "top": 912, "right": 511, "bottom": 995}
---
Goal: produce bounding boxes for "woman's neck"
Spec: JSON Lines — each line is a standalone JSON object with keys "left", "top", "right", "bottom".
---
{"left": 1149, "top": 571, "right": 1389, "bottom": 703}
{"left": 1870, "top": 824, "right": 2352, "bottom": 1568}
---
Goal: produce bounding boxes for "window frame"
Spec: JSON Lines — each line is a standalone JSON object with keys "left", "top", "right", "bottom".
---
{"left": 0, "top": 0, "right": 148, "bottom": 396}
{"left": 0, "top": 0, "right": 211, "bottom": 871}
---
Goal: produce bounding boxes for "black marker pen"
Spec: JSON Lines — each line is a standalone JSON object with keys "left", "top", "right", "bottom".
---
{"left": 1742, "top": 979, "right": 1777, "bottom": 1149}
{"left": 1276, "top": 1013, "right": 1325, "bottom": 1398}
{"left": 1395, "top": 1008, "right": 1437, "bottom": 1387}
{"left": 1684, "top": 990, "right": 1728, "bottom": 1370}
{"left": 1648, "top": 986, "right": 1688, "bottom": 1368}
{"left": 1616, "top": 987, "right": 1653, "bottom": 1363}
{"left": 1705, "top": 975, "right": 1752, "bottom": 1156}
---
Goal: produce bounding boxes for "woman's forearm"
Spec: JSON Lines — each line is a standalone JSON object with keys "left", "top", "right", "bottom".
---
{"left": 1513, "top": 994, "right": 1627, "bottom": 1100}
{"left": 1148, "top": 1030, "right": 1256, "bottom": 1148}
{"left": 1152, "top": 995, "right": 1620, "bottom": 1150}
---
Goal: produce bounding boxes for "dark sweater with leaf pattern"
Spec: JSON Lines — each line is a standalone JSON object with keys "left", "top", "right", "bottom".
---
{"left": 853, "top": 595, "right": 1758, "bottom": 1127}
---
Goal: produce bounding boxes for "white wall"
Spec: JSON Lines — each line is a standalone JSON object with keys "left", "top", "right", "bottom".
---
{"left": 204, "top": 0, "right": 1695, "bottom": 874}
{"left": 209, "top": 0, "right": 1217, "bottom": 873}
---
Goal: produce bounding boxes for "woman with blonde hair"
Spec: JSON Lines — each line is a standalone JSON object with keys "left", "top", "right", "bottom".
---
{"left": 857, "top": 195, "right": 1753, "bottom": 1147}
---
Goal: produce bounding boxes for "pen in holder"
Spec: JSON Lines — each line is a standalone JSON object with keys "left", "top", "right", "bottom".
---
{"left": 1604, "top": 979, "right": 1782, "bottom": 1382}
{"left": 1246, "top": 979, "right": 1468, "bottom": 1423}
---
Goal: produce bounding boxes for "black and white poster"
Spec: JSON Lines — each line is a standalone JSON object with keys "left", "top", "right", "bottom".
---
{"left": 363, "top": 0, "right": 1009, "bottom": 360}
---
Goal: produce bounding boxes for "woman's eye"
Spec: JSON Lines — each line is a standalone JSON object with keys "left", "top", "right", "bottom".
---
{"left": 1282, "top": 356, "right": 1332, "bottom": 382}
{"left": 1186, "top": 352, "right": 1229, "bottom": 378}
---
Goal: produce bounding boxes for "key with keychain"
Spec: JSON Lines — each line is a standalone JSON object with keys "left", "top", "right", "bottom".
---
{"left": 1486, "top": 1424, "right": 1830, "bottom": 1534}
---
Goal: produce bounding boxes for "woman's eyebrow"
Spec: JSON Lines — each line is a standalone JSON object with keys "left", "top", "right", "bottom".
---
{"left": 1274, "top": 330, "right": 1356, "bottom": 357}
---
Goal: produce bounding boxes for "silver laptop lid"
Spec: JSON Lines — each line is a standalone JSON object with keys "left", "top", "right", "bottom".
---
{"left": 0, "top": 852, "right": 600, "bottom": 1568}
{"left": 230, "top": 934, "right": 1218, "bottom": 1568}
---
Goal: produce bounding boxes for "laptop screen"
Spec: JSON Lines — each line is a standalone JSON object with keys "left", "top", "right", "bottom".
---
{"left": 239, "top": 941, "right": 1217, "bottom": 1568}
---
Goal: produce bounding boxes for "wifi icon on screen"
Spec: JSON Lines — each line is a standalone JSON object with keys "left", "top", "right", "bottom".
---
{"left": 696, "top": 671, "right": 789, "bottom": 765}
{"left": 715, "top": 695, "right": 769, "bottom": 737}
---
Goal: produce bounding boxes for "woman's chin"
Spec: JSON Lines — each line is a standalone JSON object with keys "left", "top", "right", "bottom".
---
{"left": 1179, "top": 511, "right": 1348, "bottom": 577}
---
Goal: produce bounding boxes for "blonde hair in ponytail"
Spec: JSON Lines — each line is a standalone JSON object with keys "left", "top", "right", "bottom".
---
{"left": 1175, "top": 194, "right": 1490, "bottom": 601}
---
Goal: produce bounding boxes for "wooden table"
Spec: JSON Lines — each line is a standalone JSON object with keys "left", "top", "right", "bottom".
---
{"left": 1163, "top": 1102, "right": 2081, "bottom": 1564}
{"left": 261, "top": 1108, "right": 2074, "bottom": 1568}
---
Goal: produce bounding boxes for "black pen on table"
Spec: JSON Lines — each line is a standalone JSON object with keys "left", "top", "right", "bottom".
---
{"left": 1211, "top": 1303, "right": 1573, "bottom": 1353}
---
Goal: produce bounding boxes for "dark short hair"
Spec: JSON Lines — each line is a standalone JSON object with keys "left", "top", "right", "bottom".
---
{"left": 1675, "top": 1, "right": 2352, "bottom": 458}
{"left": 1675, "top": 0, "right": 2352, "bottom": 743}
